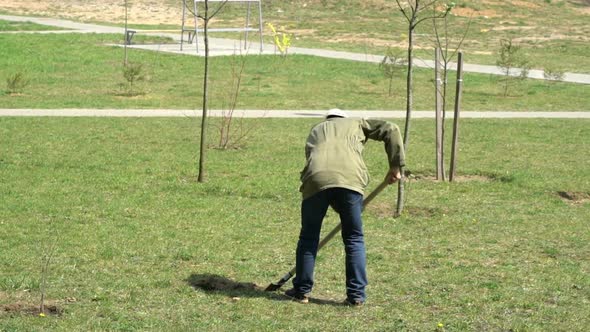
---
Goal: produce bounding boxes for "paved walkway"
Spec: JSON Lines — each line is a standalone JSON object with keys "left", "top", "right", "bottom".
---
{"left": 1, "top": 109, "right": 589, "bottom": 119}
{"left": 1, "top": 14, "right": 589, "bottom": 85}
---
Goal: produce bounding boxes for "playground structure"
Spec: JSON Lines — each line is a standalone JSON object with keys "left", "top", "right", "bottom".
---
{"left": 180, "top": 0, "right": 264, "bottom": 53}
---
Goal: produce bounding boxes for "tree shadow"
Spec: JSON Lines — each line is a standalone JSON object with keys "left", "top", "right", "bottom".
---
{"left": 186, "top": 273, "right": 343, "bottom": 306}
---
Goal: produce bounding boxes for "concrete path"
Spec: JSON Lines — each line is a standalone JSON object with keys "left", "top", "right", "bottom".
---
{"left": 0, "top": 14, "right": 122, "bottom": 33}
{"left": 2, "top": 14, "right": 589, "bottom": 85}
{"left": 1, "top": 109, "right": 589, "bottom": 119}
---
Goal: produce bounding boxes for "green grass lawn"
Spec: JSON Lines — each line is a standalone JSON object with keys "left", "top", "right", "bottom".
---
{"left": 0, "top": 33, "right": 588, "bottom": 111}
{"left": 89, "top": 0, "right": 590, "bottom": 74}
{"left": 2, "top": 0, "right": 590, "bottom": 74}
{"left": 0, "top": 19, "right": 65, "bottom": 31}
{"left": 246, "top": 0, "right": 590, "bottom": 74}
{"left": 1, "top": 117, "right": 589, "bottom": 330}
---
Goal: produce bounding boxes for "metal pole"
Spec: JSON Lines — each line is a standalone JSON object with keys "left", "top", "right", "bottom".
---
{"left": 180, "top": 0, "right": 186, "bottom": 51}
{"left": 124, "top": 0, "right": 128, "bottom": 65}
{"left": 449, "top": 52, "right": 463, "bottom": 182}
{"left": 257, "top": 0, "right": 263, "bottom": 52}
{"left": 244, "top": 1, "right": 251, "bottom": 50}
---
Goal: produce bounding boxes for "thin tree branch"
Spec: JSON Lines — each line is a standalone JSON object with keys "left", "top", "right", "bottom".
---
{"left": 432, "top": 15, "right": 443, "bottom": 58}
{"left": 184, "top": 0, "right": 229, "bottom": 21}
{"left": 444, "top": 24, "right": 450, "bottom": 64}
{"left": 448, "top": 15, "right": 473, "bottom": 61}
{"left": 209, "top": 0, "right": 229, "bottom": 19}
{"left": 395, "top": 0, "right": 411, "bottom": 22}
{"left": 415, "top": 10, "right": 448, "bottom": 27}
{"left": 184, "top": 0, "right": 197, "bottom": 17}
{"left": 421, "top": 0, "right": 438, "bottom": 9}
{"left": 225, "top": 54, "right": 246, "bottom": 147}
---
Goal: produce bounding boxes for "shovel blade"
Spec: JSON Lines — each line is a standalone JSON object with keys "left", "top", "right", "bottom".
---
{"left": 264, "top": 271, "right": 294, "bottom": 292}
{"left": 264, "top": 282, "right": 283, "bottom": 292}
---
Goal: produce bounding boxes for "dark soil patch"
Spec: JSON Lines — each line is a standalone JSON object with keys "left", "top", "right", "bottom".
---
{"left": 368, "top": 202, "right": 445, "bottom": 218}
{"left": 0, "top": 301, "right": 62, "bottom": 316}
{"left": 404, "top": 206, "right": 444, "bottom": 218}
{"left": 367, "top": 201, "right": 397, "bottom": 218}
{"left": 407, "top": 172, "right": 495, "bottom": 182}
{"left": 557, "top": 191, "right": 590, "bottom": 204}
{"left": 450, "top": 174, "right": 495, "bottom": 182}
{"left": 188, "top": 274, "right": 262, "bottom": 292}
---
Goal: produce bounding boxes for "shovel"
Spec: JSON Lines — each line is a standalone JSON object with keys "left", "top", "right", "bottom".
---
{"left": 265, "top": 179, "right": 389, "bottom": 292}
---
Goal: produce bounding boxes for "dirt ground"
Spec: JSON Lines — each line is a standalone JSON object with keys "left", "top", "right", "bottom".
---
{"left": 557, "top": 191, "right": 590, "bottom": 205}
{"left": 0, "top": 0, "right": 501, "bottom": 23}
{"left": 1, "top": 0, "right": 588, "bottom": 46}
{"left": 1, "top": 301, "right": 62, "bottom": 316}
{"left": 2, "top": 0, "right": 588, "bottom": 35}
{"left": 0, "top": 0, "right": 182, "bottom": 26}
{"left": 2, "top": 0, "right": 588, "bottom": 24}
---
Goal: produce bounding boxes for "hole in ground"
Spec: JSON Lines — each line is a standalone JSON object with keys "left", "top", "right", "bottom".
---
{"left": 368, "top": 202, "right": 447, "bottom": 218}
{"left": 557, "top": 191, "right": 590, "bottom": 204}
{"left": 188, "top": 274, "right": 262, "bottom": 292}
{"left": 0, "top": 301, "right": 62, "bottom": 317}
{"left": 406, "top": 170, "right": 511, "bottom": 183}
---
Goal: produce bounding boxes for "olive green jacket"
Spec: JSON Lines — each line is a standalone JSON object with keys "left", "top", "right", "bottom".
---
{"left": 299, "top": 118, "right": 405, "bottom": 200}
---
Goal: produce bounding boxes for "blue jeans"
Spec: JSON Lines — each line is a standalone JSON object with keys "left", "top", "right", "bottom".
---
{"left": 293, "top": 188, "right": 367, "bottom": 302}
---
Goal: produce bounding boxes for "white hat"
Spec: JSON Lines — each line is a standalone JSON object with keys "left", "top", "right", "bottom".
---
{"left": 326, "top": 108, "right": 348, "bottom": 118}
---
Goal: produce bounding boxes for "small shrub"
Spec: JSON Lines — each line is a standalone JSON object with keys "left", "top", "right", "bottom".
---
{"left": 119, "top": 62, "right": 145, "bottom": 96}
{"left": 379, "top": 47, "right": 406, "bottom": 97}
{"left": 496, "top": 39, "right": 530, "bottom": 96}
{"left": 5, "top": 72, "right": 30, "bottom": 95}
{"left": 267, "top": 23, "right": 291, "bottom": 57}
{"left": 216, "top": 54, "right": 258, "bottom": 150}
{"left": 543, "top": 66, "right": 565, "bottom": 82}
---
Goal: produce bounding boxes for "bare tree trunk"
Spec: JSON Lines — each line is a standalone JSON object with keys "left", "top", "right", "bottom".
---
{"left": 402, "top": 23, "right": 414, "bottom": 150}
{"left": 394, "top": 0, "right": 452, "bottom": 215}
{"left": 395, "top": 17, "right": 415, "bottom": 217}
{"left": 432, "top": 8, "right": 470, "bottom": 181}
{"left": 39, "top": 238, "right": 57, "bottom": 316}
{"left": 197, "top": 1, "right": 210, "bottom": 183}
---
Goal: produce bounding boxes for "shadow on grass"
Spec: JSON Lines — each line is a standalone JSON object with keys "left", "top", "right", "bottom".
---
{"left": 186, "top": 273, "right": 342, "bottom": 306}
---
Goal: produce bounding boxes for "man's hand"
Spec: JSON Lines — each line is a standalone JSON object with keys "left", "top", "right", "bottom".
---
{"left": 386, "top": 167, "right": 402, "bottom": 184}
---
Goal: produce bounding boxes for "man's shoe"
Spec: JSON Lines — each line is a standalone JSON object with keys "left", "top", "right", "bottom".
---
{"left": 284, "top": 288, "right": 309, "bottom": 304}
{"left": 344, "top": 298, "right": 364, "bottom": 306}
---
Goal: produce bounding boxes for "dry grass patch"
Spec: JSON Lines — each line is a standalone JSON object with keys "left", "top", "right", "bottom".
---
{"left": 0, "top": 0, "right": 181, "bottom": 25}
{"left": 511, "top": 0, "right": 541, "bottom": 9}
{"left": 452, "top": 7, "right": 499, "bottom": 18}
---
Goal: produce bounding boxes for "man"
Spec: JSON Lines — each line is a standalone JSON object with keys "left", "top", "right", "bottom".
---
{"left": 285, "top": 109, "right": 405, "bottom": 305}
